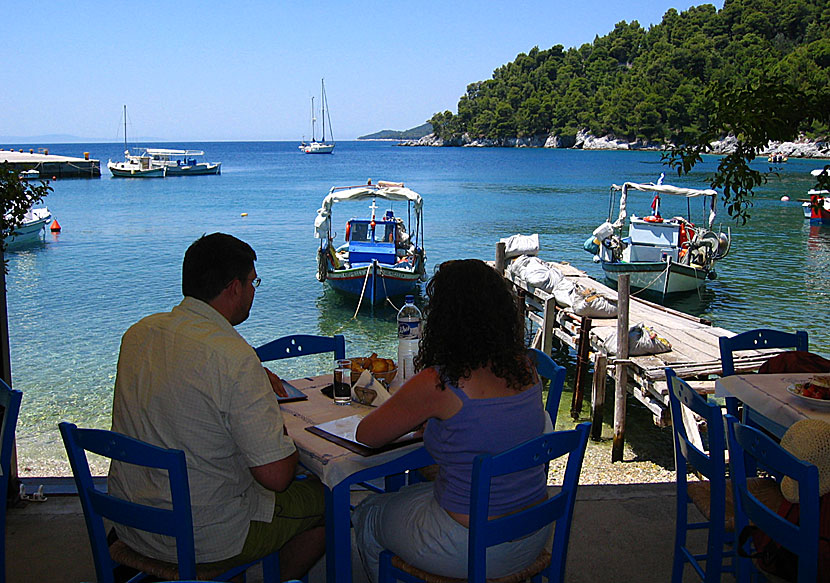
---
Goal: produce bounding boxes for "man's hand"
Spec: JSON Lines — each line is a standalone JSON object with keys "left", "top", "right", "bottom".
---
{"left": 265, "top": 367, "right": 288, "bottom": 397}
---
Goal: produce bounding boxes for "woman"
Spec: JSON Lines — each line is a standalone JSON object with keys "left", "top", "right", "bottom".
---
{"left": 353, "top": 259, "right": 551, "bottom": 582}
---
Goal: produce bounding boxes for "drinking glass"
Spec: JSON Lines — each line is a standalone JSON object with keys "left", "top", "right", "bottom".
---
{"left": 333, "top": 359, "right": 352, "bottom": 405}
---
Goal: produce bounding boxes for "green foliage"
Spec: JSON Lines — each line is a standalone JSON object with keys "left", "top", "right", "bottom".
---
{"left": 0, "top": 163, "right": 53, "bottom": 271}
{"left": 429, "top": 0, "right": 828, "bottom": 145}
{"left": 426, "top": 0, "right": 829, "bottom": 221}
{"left": 358, "top": 123, "right": 433, "bottom": 140}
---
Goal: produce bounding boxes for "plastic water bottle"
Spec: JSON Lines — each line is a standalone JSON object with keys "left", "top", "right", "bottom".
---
{"left": 395, "top": 295, "right": 422, "bottom": 386}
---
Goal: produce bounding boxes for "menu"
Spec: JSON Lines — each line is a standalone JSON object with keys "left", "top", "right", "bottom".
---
{"left": 306, "top": 413, "right": 421, "bottom": 456}
{"left": 276, "top": 381, "right": 308, "bottom": 404}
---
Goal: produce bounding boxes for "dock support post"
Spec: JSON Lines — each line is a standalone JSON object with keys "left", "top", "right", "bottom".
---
{"left": 571, "top": 316, "right": 592, "bottom": 419}
{"left": 612, "top": 274, "right": 630, "bottom": 462}
{"left": 495, "top": 242, "right": 506, "bottom": 275}
{"left": 590, "top": 352, "right": 607, "bottom": 441}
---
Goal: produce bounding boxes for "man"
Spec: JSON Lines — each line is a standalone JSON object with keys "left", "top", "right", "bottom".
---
{"left": 108, "top": 233, "right": 325, "bottom": 579}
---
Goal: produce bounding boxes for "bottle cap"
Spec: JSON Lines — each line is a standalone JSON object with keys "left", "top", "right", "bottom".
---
{"left": 405, "top": 295, "right": 414, "bottom": 302}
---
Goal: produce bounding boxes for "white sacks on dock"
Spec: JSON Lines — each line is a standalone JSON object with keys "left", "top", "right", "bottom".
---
{"left": 500, "top": 233, "right": 540, "bottom": 258}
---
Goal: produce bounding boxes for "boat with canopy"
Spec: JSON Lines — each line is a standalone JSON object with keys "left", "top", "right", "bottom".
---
{"left": 141, "top": 148, "right": 221, "bottom": 176}
{"left": 314, "top": 180, "right": 426, "bottom": 304}
{"left": 585, "top": 174, "right": 731, "bottom": 297}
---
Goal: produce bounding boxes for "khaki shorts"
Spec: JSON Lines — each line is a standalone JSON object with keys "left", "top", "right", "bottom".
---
{"left": 204, "top": 477, "right": 325, "bottom": 571}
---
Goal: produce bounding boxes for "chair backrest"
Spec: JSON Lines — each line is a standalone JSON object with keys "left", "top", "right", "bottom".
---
{"left": 666, "top": 367, "right": 727, "bottom": 480}
{"left": 528, "top": 348, "right": 566, "bottom": 427}
{"left": 255, "top": 334, "right": 345, "bottom": 362}
{"left": 725, "top": 415, "right": 820, "bottom": 582}
{"left": 719, "top": 329, "right": 808, "bottom": 377}
{"left": 467, "top": 422, "right": 591, "bottom": 583}
{"left": 59, "top": 422, "right": 196, "bottom": 583}
{"left": 1, "top": 379, "right": 22, "bottom": 583}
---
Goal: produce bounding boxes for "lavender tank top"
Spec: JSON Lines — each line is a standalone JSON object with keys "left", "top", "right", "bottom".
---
{"left": 422, "top": 377, "right": 547, "bottom": 515}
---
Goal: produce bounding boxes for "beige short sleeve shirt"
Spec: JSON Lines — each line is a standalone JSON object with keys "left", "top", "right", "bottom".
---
{"left": 108, "top": 297, "right": 296, "bottom": 562}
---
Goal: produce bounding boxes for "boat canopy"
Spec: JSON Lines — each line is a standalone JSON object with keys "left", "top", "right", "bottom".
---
{"left": 314, "top": 183, "right": 423, "bottom": 239}
{"left": 142, "top": 148, "right": 205, "bottom": 157}
{"left": 610, "top": 182, "right": 718, "bottom": 230}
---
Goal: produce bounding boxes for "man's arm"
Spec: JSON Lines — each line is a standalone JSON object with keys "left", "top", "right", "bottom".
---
{"left": 250, "top": 450, "right": 299, "bottom": 492}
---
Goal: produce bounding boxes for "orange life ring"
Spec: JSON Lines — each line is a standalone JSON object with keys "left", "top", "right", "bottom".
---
{"left": 345, "top": 222, "right": 351, "bottom": 241}
{"left": 644, "top": 215, "right": 663, "bottom": 223}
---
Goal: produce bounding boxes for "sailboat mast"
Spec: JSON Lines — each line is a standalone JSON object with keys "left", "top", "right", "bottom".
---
{"left": 321, "top": 79, "right": 326, "bottom": 142}
{"left": 123, "top": 105, "right": 128, "bottom": 152}
{"left": 311, "top": 96, "right": 316, "bottom": 142}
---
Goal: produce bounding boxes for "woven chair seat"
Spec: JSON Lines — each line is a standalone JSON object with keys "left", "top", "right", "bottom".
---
{"left": 109, "top": 540, "right": 231, "bottom": 581}
{"left": 390, "top": 550, "right": 551, "bottom": 583}
{"left": 687, "top": 476, "right": 784, "bottom": 532}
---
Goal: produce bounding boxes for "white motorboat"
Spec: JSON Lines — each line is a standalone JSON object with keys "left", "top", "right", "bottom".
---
{"left": 585, "top": 175, "right": 731, "bottom": 298}
{"left": 141, "top": 148, "right": 221, "bottom": 176}
{"left": 4, "top": 207, "right": 52, "bottom": 249}
{"left": 300, "top": 79, "right": 335, "bottom": 154}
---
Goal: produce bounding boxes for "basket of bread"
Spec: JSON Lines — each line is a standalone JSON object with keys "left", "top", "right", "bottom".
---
{"left": 350, "top": 353, "right": 397, "bottom": 385}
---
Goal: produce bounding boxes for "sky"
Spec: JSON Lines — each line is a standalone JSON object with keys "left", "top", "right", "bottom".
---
{"left": 2, "top": 0, "right": 725, "bottom": 142}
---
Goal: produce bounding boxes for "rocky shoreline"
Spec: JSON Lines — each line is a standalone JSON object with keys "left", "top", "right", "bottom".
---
{"left": 400, "top": 130, "right": 830, "bottom": 159}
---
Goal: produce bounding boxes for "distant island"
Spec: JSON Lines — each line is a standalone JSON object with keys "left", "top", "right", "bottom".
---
{"left": 358, "top": 123, "right": 432, "bottom": 140}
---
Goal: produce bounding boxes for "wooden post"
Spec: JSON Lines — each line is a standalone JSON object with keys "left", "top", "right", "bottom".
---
{"left": 590, "top": 352, "right": 607, "bottom": 441}
{"left": 571, "top": 316, "right": 592, "bottom": 419}
{"left": 495, "top": 242, "right": 506, "bottom": 275}
{"left": 612, "top": 274, "right": 630, "bottom": 462}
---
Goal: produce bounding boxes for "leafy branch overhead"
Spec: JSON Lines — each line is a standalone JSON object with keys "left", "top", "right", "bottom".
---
{"left": 0, "top": 163, "right": 53, "bottom": 271}
{"left": 664, "top": 78, "right": 830, "bottom": 224}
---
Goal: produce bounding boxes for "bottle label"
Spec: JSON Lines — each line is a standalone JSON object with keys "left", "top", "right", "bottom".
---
{"left": 398, "top": 320, "right": 420, "bottom": 340}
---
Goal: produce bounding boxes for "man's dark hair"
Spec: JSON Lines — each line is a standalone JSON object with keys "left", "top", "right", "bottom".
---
{"left": 182, "top": 233, "right": 256, "bottom": 302}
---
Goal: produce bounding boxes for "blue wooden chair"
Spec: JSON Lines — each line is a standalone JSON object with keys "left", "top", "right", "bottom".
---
{"left": 666, "top": 367, "right": 734, "bottom": 582}
{"left": 378, "top": 422, "right": 591, "bottom": 583}
{"left": 255, "top": 334, "right": 345, "bottom": 362}
{"left": 0, "top": 379, "right": 22, "bottom": 583}
{"left": 719, "top": 329, "right": 808, "bottom": 433}
{"left": 59, "top": 422, "right": 282, "bottom": 583}
{"left": 528, "top": 347, "right": 567, "bottom": 427}
{"left": 725, "top": 415, "right": 820, "bottom": 583}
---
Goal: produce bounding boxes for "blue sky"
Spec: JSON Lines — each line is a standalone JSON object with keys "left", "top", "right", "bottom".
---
{"left": 3, "top": 1, "right": 724, "bottom": 142}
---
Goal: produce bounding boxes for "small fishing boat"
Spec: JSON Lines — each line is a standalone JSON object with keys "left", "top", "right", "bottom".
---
{"left": 802, "top": 169, "right": 830, "bottom": 225}
{"left": 107, "top": 106, "right": 166, "bottom": 178}
{"left": 314, "top": 180, "right": 426, "bottom": 304}
{"left": 585, "top": 174, "right": 731, "bottom": 297}
{"left": 141, "top": 148, "right": 221, "bottom": 176}
{"left": 300, "top": 79, "right": 335, "bottom": 154}
{"left": 4, "top": 206, "right": 52, "bottom": 249}
{"left": 18, "top": 169, "right": 40, "bottom": 181}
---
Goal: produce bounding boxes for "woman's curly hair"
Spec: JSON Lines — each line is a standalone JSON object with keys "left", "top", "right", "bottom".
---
{"left": 414, "top": 259, "right": 533, "bottom": 390}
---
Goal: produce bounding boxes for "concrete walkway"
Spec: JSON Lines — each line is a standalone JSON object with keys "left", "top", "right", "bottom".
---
{"left": 6, "top": 482, "right": 712, "bottom": 582}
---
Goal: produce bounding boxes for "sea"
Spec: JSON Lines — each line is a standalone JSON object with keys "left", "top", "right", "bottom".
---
{"left": 6, "top": 140, "right": 830, "bottom": 475}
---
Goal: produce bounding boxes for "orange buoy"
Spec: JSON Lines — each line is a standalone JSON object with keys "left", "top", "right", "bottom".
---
{"left": 50, "top": 220, "right": 61, "bottom": 232}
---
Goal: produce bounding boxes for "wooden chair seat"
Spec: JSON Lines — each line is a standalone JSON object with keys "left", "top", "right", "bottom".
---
{"left": 390, "top": 549, "right": 552, "bottom": 583}
{"left": 687, "top": 476, "right": 783, "bottom": 532}
{"left": 109, "top": 539, "right": 232, "bottom": 581}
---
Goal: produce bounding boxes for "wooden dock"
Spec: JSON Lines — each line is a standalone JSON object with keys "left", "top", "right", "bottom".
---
{"left": 495, "top": 244, "right": 784, "bottom": 433}
{"left": 1, "top": 148, "right": 101, "bottom": 178}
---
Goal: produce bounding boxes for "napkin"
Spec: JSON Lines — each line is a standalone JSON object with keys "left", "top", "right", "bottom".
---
{"left": 352, "top": 370, "right": 392, "bottom": 406}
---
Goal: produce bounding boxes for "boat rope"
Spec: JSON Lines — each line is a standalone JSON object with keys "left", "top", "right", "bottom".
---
{"left": 629, "top": 263, "right": 671, "bottom": 298}
{"left": 379, "top": 268, "right": 401, "bottom": 312}
{"left": 352, "top": 263, "right": 374, "bottom": 319}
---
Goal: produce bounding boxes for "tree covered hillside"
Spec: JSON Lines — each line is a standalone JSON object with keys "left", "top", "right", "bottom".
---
{"left": 429, "top": 0, "right": 829, "bottom": 145}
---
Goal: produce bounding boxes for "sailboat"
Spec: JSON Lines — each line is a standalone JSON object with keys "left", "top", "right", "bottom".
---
{"left": 299, "top": 79, "right": 335, "bottom": 154}
{"left": 107, "top": 105, "right": 165, "bottom": 178}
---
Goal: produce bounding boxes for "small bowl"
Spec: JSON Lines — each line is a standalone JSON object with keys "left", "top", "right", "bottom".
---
{"left": 350, "top": 357, "right": 397, "bottom": 385}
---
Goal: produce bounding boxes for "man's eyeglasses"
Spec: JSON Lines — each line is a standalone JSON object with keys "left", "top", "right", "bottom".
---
{"left": 245, "top": 276, "right": 262, "bottom": 288}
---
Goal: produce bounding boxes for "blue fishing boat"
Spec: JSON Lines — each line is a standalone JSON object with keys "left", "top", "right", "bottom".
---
{"left": 315, "top": 180, "right": 426, "bottom": 304}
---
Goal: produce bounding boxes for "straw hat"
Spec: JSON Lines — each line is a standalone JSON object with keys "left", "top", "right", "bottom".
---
{"left": 779, "top": 419, "right": 830, "bottom": 503}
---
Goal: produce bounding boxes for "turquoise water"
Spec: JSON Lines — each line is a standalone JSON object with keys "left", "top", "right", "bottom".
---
{"left": 6, "top": 141, "right": 829, "bottom": 474}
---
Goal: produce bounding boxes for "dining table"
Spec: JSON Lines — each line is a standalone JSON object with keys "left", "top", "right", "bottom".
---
{"left": 280, "top": 374, "right": 431, "bottom": 583}
{"left": 715, "top": 373, "right": 830, "bottom": 438}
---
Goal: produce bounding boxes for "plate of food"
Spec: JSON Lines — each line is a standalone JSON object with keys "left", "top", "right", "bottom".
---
{"left": 787, "top": 375, "right": 830, "bottom": 408}
{"left": 349, "top": 353, "right": 397, "bottom": 385}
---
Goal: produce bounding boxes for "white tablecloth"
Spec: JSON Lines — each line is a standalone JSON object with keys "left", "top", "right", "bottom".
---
{"left": 715, "top": 373, "right": 830, "bottom": 430}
